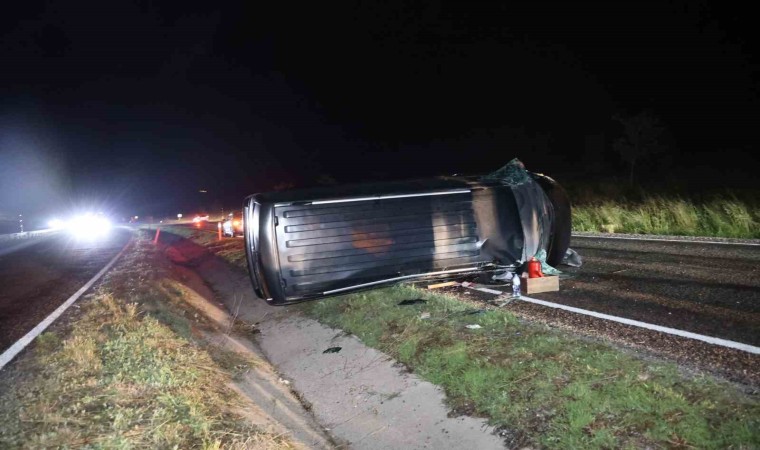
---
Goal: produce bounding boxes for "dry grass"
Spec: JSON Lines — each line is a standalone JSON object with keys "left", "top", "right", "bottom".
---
{"left": 0, "top": 234, "right": 293, "bottom": 449}
{"left": 568, "top": 184, "right": 760, "bottom": 238}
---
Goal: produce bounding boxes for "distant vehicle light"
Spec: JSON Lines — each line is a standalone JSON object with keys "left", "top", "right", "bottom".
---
{"left": 233, "top": 220, "right": 240, "bottom": 226}
{"left": 68, "top": 213, "right": 111, "bottom": 239}
{"left": 48, "top": 219, "right": 64, "bottom": 229}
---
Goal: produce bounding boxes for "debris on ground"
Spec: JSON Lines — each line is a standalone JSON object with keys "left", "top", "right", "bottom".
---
{"left": 397, "top": 298, "right": 427, "bottom": 306}
{"left": 322, "top": 347, "right": 342, "bottom": 354}
{"left": 419, "top": 312, "right": 431, "bottom": 320}
{"left": 427, "top": 281, "right": 459, "bottom": 289}
{"left": 522, "top": 275, "right": 560, "bottom": 294}
{"left": 492, "top": 271, "right": 515, "bottom": 281}
{"left": 465, "top": 324, "right": 482, "bottom": 330}
{"left": 534, "top": 249, "right": 561, "bottom": 275}
{"left": 562, "top": 248, "right": 583, "bottom": 267}
{"left": 491, "top": 298, "right": 514, "bottom": 307}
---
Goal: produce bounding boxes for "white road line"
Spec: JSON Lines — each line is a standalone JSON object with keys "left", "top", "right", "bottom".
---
{"left": 0, "top": 240, "right": 131, "bottom": 371}
{"left": 572, "top": 233, "right": 760, "bottom": 246}
{"left": 517, "top": 295, "right": 760, "bottom": 355}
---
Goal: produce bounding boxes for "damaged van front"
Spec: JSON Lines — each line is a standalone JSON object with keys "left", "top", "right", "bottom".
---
{"left": 243, "top": 159, "right": 570, "bottom": 305}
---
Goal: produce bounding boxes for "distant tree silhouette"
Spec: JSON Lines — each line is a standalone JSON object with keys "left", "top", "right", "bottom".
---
{"left": 613, "top": 111, "right": 666, "bottom": 185}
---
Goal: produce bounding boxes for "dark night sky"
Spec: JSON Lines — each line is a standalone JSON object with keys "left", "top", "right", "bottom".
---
{"left": 0, "top": 1, "right": 757, "bottom": 220}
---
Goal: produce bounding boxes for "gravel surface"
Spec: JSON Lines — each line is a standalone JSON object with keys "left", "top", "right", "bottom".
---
{"left": 419, "top": 235, "right": 760, "bottom": 387}
{"left": 573, "top": 231, "right": 760, "bottom": 245}
{"left": 548, "top": 236, "right": 760, "bottom": 345}
{"left": 507, "top": 300, "right": 760, "bottom": 387}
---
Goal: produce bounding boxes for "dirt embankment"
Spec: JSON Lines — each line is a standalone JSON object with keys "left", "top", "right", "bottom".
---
{"left": 0, "top": 234, "right": 332, "bottom": 449}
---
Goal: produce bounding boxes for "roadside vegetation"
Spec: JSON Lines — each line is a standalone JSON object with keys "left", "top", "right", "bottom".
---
{"left": 300, "top": 286, "right": 759, "bottom": 449}
{"left": 568, "top": 184, "right": 759, "bottom": 238}
{"left": 166, "top": 229, "right": 759, "bottom": 449}
{"left": 0, "top": 233, "right": 291, "bottom": 449}
{"left": 156, "top": 224, "right": 247, "bottom": 269}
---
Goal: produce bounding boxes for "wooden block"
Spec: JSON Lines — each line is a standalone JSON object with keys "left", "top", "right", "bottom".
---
{"left": 427, "top": 281, "right": 459, "bottom": 289}
{"left": 523, "top": 275, "right": 559, "bottom": 294}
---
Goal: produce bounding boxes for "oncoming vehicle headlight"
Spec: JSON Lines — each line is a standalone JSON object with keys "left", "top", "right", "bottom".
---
{"left": 67, "top": 213, "right": 112, "bottom": 238}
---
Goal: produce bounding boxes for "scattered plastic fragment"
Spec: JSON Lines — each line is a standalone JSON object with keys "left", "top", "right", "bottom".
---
{"left": 492, "top": 271, "right": 515, "bottom": 281}
{"left": 562, "top": 248, "right": 583, "bottom": 267}
{"left": 278, "top": 378, "right": 290, "bottom": 385}
{"left": 323, "top": 347, "right": 342, "bottom": 354}
{"left": 419, "top": 312, "right": 431, "bottom": 320}
{"left": 465, "top": 324, "right": 482, "bottom": 330}
{"left": 534, "top": 249, "right": 561, "bottom": 275}
{"left": 398, "top": 298, "right": 427, "bottom": 306}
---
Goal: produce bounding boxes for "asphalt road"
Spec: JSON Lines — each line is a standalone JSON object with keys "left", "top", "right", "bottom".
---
{"left": 535, "top": 236, "right": 760, "bottom": 346}
{"left": 0, "top": 227, "right": 131, "bottom": 353}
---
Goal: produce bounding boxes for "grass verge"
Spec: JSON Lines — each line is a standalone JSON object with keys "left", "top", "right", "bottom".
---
{"left": 0, "top": 232, "right": 291, "bottom": 449}
{"left": 163, "top": 221, "right": 760, "bottom": 448}
{"left": 570, "top": 193, "right": 759, "bottom": 239}
{"left": 298, "top": 286, "right": 759, "bottom": 449}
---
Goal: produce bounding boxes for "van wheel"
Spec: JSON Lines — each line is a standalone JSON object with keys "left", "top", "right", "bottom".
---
{"left": 533, "top": 174, "right": 571, "bottom": 267}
